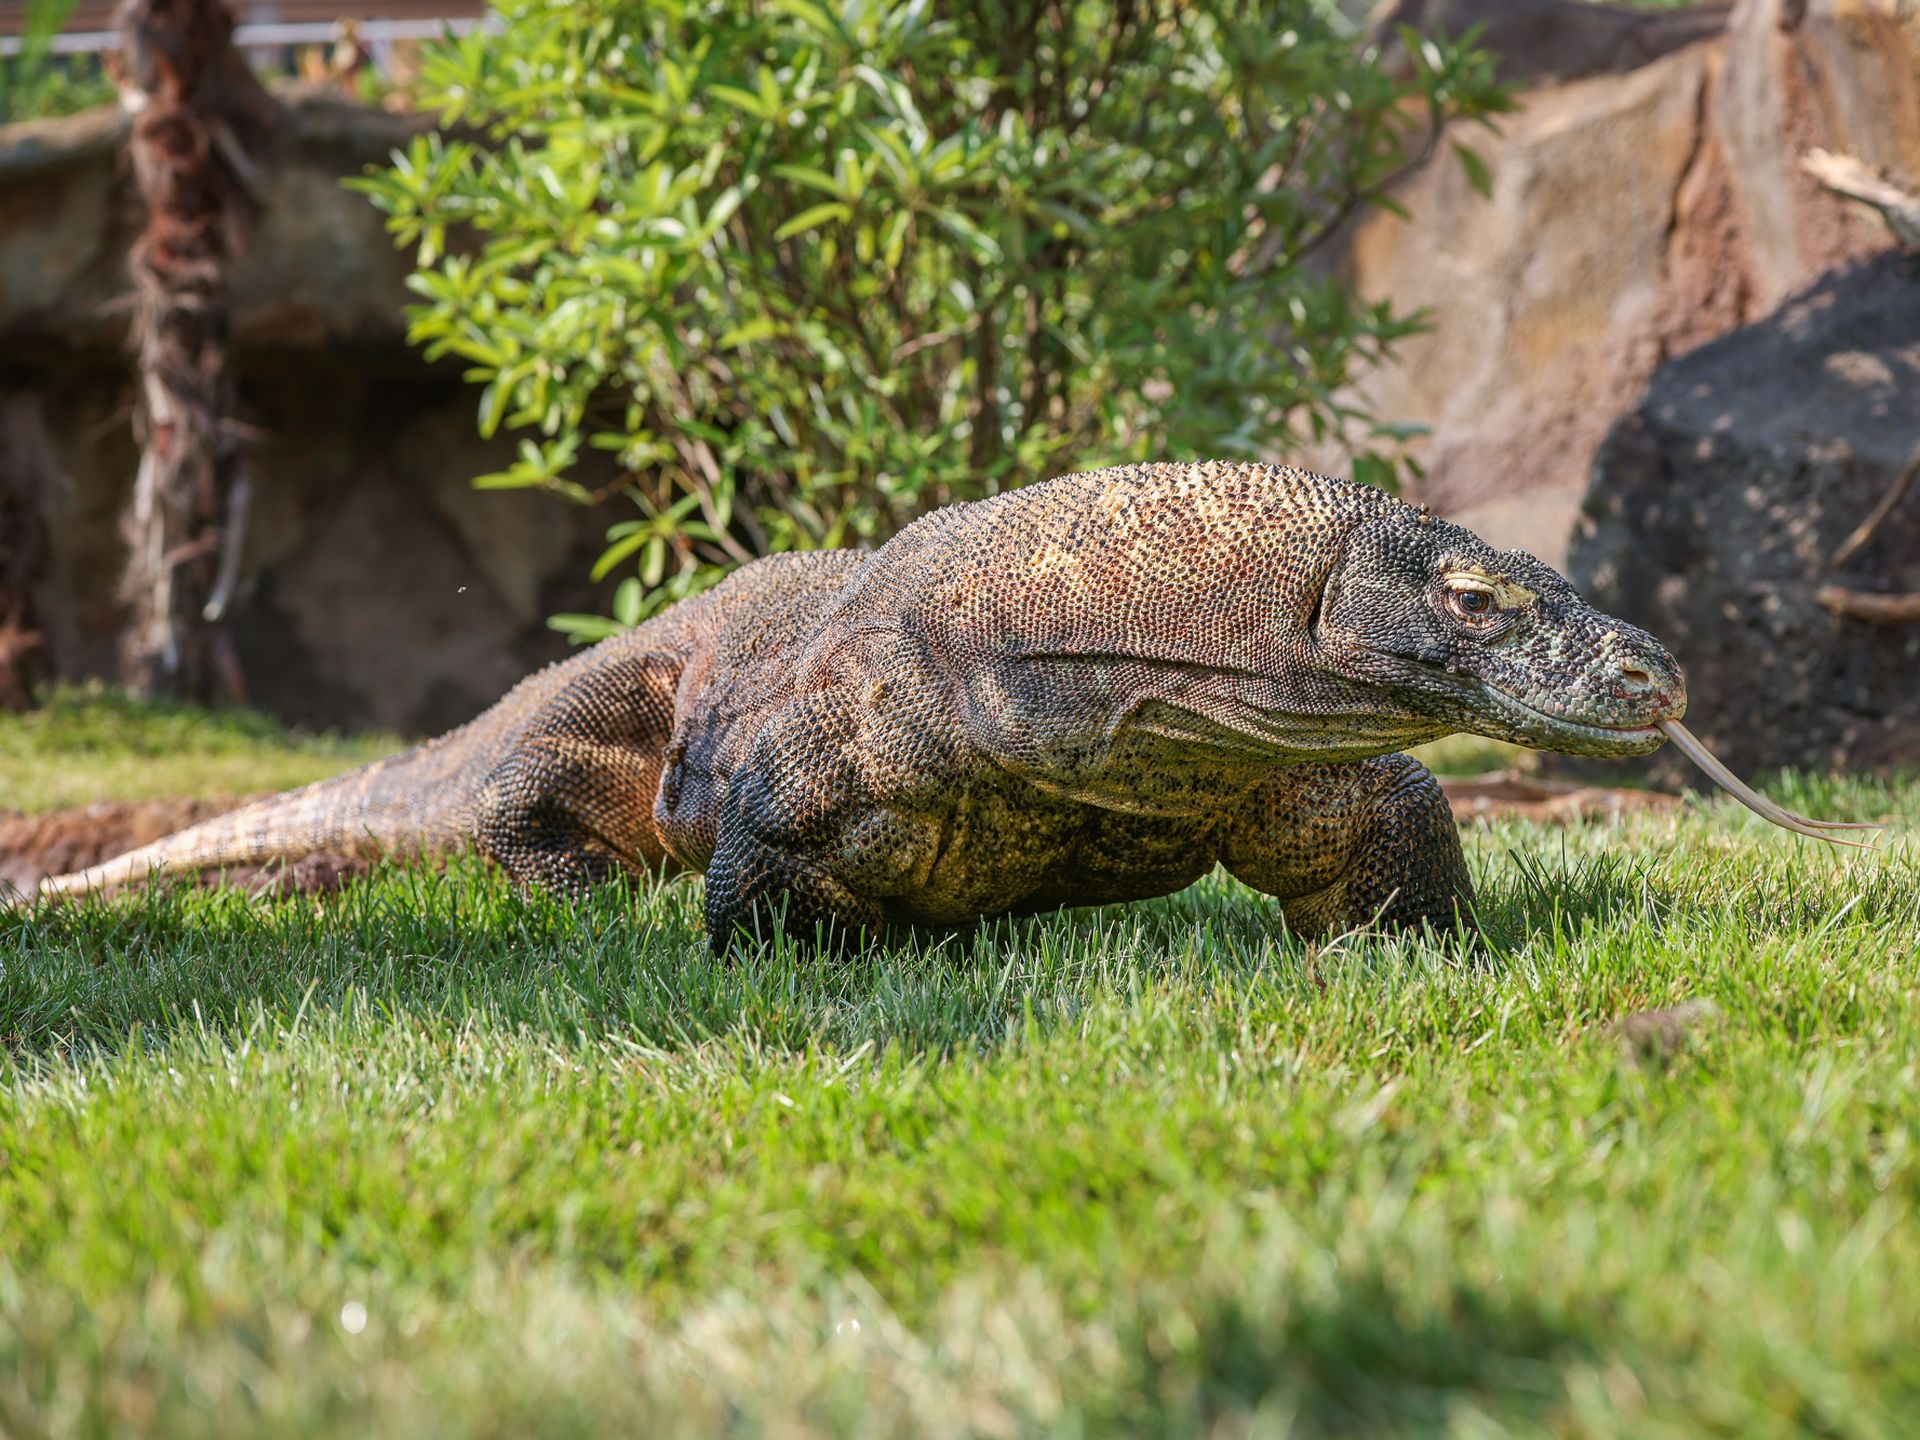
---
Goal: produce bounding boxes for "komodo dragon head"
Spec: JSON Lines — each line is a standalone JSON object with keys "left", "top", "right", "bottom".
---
{"left": 1311, "top": 505, "right": 1684, "bottom": 758}
{"left": 1307, "top": 502, "right": 1875, "bottom": 845}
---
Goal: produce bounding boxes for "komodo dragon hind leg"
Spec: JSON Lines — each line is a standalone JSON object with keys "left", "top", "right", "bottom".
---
{"left": 475, "top": 651, "right": 688, "bottom": 894}
{"left": 1221, "top": 754, "right": 1473, "bottom": 941}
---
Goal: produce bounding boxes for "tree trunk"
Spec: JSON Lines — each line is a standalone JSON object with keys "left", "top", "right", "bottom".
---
{"left": 112, "top": 0, "right": 278, "bottom": 701}
{"left": 0, "top": 391, "right": 54, "bottom": 713}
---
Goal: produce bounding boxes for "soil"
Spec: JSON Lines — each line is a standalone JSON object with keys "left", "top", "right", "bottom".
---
{"left": 1438, "top": 771, "right": 1682, "bottom": 826}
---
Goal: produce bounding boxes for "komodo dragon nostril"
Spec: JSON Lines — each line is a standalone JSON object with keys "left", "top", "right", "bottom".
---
{"left": 1618, "top": 664, "right": 1654, "bottom": 694}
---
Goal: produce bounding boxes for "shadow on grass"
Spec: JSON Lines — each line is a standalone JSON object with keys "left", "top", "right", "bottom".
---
{"left": 1087, "top": 1262, "right": 1599, "bottom": 1437}
{"left": 0, "top": 1246, "right": 1625, "bottom": 1436}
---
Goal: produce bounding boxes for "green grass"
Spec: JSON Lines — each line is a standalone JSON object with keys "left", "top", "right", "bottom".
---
{"left": 2, "top": 700, "right": 1917, "bottom": 1437}
{"left": 1410, "top": 732, "right": 1532, "bottom": 777}
{"left": 0, "top": 686, "right": 400, "bottom": 813}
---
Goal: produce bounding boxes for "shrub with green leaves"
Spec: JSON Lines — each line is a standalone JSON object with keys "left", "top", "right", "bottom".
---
{"left": 356, "top": 0, "right": 1509, "bottom": 639}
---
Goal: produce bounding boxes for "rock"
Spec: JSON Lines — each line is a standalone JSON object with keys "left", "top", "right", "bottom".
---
{"left": 1570, "top": 250, "right": 1920, "bottom": 783}
{"left": 0, "top": 88, "right": 617, "bottom": 735}
{"left": 1335, "top": 0, "right": 1920, "bottom": 569}
{"left": 0, "top": 392, "right": 53, "bottom": 711}
{"left": 1601, "top": 999, "right": 1722, "bottom": 1062}
{"left": 0, "top": 87, "right": 428, "bottom": 353}
{"left": 1371, "top": 0, "right": 1731, "bottom": 89}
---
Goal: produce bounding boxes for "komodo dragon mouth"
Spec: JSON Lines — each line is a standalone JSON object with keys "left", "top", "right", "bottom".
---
{"left": 1463, "top": 650, "right": 1878, "bottom": 847}
{"left": 1458, "top": 697, "right": 1876, "bottom": 848}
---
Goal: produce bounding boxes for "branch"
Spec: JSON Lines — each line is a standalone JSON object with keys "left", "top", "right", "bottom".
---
{"left": 1830, "top": 438, "right": 1920, "bottom": 569}
{"left": 1283, "top": 104, "right": 1447, "bottom": 270}
{"left": 893, "top": 313, "right": 981, "bottom": 361}
{"left": 1800, "top": 148, "right": 1920, "bottom": 252}
{"left": 1816, "top": 585, "right": 1920, "bottom": 624}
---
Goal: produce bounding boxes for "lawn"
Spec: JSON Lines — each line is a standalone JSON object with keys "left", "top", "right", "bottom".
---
{"left": 1, "top": 699, "right": 1917, "bottom": 1437}
{"left": 0, "top": 686, "right": 400, "bottom": 814}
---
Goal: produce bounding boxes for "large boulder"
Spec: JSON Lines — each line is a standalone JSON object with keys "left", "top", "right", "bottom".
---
{"left": 0, "top": 88, "right": 424, "bottom": 354}
{"left": 1570, "top": 250, "right": 1920, "bottom": 783}
{"left": 1371, "top": 0, "right": 1732, "bottom": 89}
{"left": 1337, "top": 0, "right": 1920, "bottom": 568}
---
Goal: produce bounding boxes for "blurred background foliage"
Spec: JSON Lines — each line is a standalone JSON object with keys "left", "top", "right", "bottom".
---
{"left": 353, "top": 0, "right": 1511, "bottom": 639}
{"left": 0, "top": 0, "right": 116, "bottom": 122}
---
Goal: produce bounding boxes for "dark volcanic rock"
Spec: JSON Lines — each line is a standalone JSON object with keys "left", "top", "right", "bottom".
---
{"left": 1570, "top": 251, "right": 1920, "bottom": 784}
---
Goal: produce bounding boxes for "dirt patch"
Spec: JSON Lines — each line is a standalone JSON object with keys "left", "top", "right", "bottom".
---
{"left": 1439, "top": 771, "right": 1682, "bottom": 825}
{"left": 0, "top": 795, "right": 366, "bottom": 898}
{"left": 1600, "top": 998, "right": 1723, "bottom": 1063}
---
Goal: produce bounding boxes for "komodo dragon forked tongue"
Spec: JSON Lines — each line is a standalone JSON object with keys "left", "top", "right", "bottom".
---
{"left": 1656, "top": 719, "right": 1884, "bottom": 847}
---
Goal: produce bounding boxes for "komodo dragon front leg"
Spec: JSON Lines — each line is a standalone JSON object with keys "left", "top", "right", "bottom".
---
{"left": 1220, "top": 754, "right": 1473, "bottom": 938}
{"left": 474, "top": 650, "right": 689, "bottom": 891}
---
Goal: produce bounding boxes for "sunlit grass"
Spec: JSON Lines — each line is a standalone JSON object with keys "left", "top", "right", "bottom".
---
{"left": 1409, "top": 731, "right": 1531, "bottom": 776}
{"left": 0, "top": 685, "right": 401, "bottom": 813}
{"left": 0, "top": 699, "right": 1916, "bottom": 1435}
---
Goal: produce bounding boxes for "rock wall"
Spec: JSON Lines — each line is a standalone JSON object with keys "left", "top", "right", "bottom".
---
{"left": 1571, "top": 251, "right": 1920, "bottom": 782}
{"left": 1341, "top": 0, "right": 1920, "bottom": 568}
{"left": 0, "top": 89, "right": 611, "bottom": 735}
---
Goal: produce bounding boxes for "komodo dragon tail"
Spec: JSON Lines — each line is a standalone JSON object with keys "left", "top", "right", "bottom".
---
{"left": 34, "top": 595, "right": 715, "bottom": 901}
{"left": 36, "top": 718, "right": 508, "bottom": 899}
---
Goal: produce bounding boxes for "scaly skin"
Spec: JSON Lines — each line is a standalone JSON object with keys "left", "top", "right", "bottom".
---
{"left": 41, "top": 463, "right": 1688, "bottom": 949}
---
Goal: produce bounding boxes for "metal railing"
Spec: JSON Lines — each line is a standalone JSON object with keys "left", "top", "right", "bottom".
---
{"left": 0, "top": 14, "right": 495, "bottom": 58}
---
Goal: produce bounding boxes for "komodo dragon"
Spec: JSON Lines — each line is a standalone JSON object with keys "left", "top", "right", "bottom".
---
{"left": 39, "top": 462, "right": 1871, "bottom": 947}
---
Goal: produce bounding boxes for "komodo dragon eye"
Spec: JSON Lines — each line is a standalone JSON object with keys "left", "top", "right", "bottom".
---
{"left": 1435, "top": 567, "right": 1532, "bottom": 631}
{"left": 1452, "top": 589, "right": 1492, "bottom": 616}
{"left": 1441, "top": 579, "right": 1500, "bottom": 623}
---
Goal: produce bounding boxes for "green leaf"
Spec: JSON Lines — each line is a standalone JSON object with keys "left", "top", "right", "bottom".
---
{"left": 773, "top": 202, "right": 853, "bottom": 240}
{"left": 1451, "top": 141, "right": 1494, "bottom": 199}
{"left": 771, "top": 164, "right": 848, "bottom": 199}
{"left": 590, "top": 529, "right": 655, "bottom": 582}
{"left": 935, "top": 209, "right": 1001, "bottom": 262}
{"left": 612, "top": 578, "right": 644, "bottom": 627}
{"left": 708, "top": 84, "right": 775, "bottom": 121}
{"left": 546, "top": 613, "right": 630, "bottom": 643}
